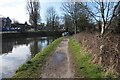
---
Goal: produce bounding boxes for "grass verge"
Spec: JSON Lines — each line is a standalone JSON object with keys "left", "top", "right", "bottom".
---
{"left": 68, "top": 37, "right": 105, "bottom": 78}
{"left": 13, "top": 37, "right": 63, "bottom": 78}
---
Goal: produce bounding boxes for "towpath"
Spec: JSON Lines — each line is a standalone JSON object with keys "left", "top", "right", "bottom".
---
{"left": 40, "top": 38, "right": 74, "bottom": 78}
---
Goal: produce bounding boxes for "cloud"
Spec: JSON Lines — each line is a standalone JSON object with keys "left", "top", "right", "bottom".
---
{"left": 0, "top": 0, "right": 63, "bottom": 23}
{"left": 0, "top": 0, "right": 28, "bottom": 23}
{"left": 0, "top": 0, "right": 24, "bottom": 8}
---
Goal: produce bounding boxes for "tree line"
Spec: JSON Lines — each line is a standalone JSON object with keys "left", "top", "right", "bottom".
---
{"left": 26, "top": 0, "right": 120, "bottom": 36}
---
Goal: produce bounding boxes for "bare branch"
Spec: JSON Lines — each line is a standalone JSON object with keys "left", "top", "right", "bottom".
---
{"left": 106, "top": 1, "right": 120, "bottom": 29}
{"left": 105, "top": 2, "right": 110, "bottom": 22}
{"left": 26, "top": 0, "right": 40, "bottom": 30}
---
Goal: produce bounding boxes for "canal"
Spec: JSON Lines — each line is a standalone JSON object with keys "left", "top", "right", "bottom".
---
{"left": 0, "top": 37, "right": 58, "bottom": 78}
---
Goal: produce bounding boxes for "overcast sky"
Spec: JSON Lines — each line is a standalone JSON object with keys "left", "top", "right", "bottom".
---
{"left": 0, "top": 0, "right": 63, "bottom": 24}
{"left": 0, "top": 0, "right": 28, "bottom": 23}
{"left": 0, "top": 0, "right": 118, "bottom": 24}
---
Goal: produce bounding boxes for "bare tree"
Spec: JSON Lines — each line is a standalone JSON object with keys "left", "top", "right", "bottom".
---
{"left": 64, "top": 14, "right": 73, "bottom": 32}
{"left": 26, "top": 0, "right": 40, "bottom": 30}
{"left": 85, "top": 1, "right": 120, "bottom": 36}
{"left": 62, "top": 2, "right": 90, "bottom": 34}
{"left": 46, "top": 7, "right": 59, "bottom": 31}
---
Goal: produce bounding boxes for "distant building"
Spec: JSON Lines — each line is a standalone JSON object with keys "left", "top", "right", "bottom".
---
{"left": 5, "top": 17, "right": 12, "bottom": 29}
{"left": 11, "top": 21, "right": 30, "bottom": 32}
{"left": 0, "top": 16, "right": 12, "bottom": 31}
{"left": 0, "top": 17, "right": 2, "bottom": 30}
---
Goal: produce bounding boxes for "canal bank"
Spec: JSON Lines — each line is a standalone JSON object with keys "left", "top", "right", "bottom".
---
{"left": 12, "top": 37, "right": 63, "bottom": 78}
{"left": 2, "top": 31, "right": 64, "bottom": 39}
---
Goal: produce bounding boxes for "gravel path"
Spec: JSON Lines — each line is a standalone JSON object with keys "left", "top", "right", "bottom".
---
{"left": 40, "top": 38, "right": 74, "bottom": 78}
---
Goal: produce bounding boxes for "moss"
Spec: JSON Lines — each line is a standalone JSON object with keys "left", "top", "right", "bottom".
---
{"left": 13, "top": 37, "right": 63, "bottom": 78}
{"left": 69, "top": 37, "right": 105, "bottom": 78}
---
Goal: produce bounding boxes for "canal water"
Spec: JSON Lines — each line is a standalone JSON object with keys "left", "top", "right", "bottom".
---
{"left": 0, "top": 37, "right": 57, "bottom": 79}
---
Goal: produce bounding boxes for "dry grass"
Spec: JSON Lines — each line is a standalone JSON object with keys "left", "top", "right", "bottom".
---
{"left": 74, "top": 32, "right": 120, "bottom": 77}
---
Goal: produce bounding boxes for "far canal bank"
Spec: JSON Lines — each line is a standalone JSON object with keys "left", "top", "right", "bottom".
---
{"left": 2, "top": 31, "right": 64, "bottom": 39}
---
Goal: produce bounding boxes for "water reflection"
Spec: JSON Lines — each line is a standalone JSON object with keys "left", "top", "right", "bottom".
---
{"left": 0, "top": 37, "right": 57, "bottom": 79}
{"left": 1, "top": 45, "right": 31, "bottom": 78}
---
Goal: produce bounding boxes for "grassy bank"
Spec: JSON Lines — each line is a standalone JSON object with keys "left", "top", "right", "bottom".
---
{"left": 13, "top": 37, "right": 63, "bottom": 78}
{"left": 68, "top": 37, "right": 105, "bottom": 78}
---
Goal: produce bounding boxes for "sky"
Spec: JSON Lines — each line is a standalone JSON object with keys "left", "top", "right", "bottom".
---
{"left": 0, "top": 0, "right": 63, "bottom": 24}
{"left": 0, "top": 0, "right": 118, "bottom": 24}
{"left": 0, "top": 0, "right": 28, "bottom": 23}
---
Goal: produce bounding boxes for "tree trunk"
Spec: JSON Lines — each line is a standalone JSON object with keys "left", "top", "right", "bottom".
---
{"left": 100, "top": 23, "right": 105, "bottom": 36}
{"left": 74, "top": 20, "right": 77, "bottom": 34}
{"left": 74, "top": 25, "right": 77, "bottom": 34}
{"left": 34, "top": 23, "right": 37, "bottom": 31}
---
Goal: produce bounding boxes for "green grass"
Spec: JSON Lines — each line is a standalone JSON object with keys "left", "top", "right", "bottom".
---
{"left": 13, "top": 37, "right": 63, "bottom": 78}
{"left": 69, "top": 37, "right": 105, "bottom": 78}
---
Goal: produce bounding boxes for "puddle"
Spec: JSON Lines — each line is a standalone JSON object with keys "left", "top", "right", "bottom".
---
{"left": 52, "top": 51, "right": 66, "bottom": 65}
